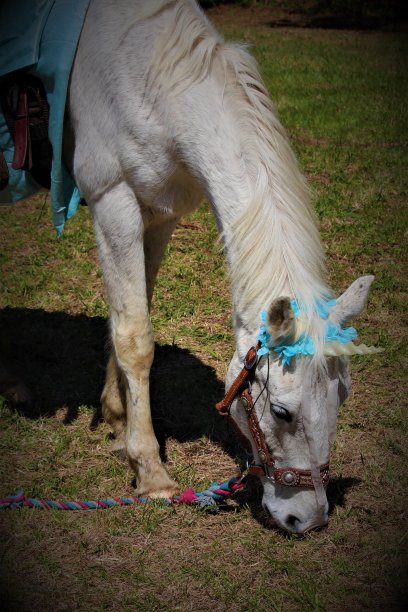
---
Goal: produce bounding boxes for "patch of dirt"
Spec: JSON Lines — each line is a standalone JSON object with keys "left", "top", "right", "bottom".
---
{"left": 205, "top": 1, "right": 407, "bottom": 31}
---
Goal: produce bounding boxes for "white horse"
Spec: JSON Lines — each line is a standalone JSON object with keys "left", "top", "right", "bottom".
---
{"left": 65, "top": 0, "right": 379, "bottom": 533}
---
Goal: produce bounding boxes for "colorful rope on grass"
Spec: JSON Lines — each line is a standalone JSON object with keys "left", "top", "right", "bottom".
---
{"left": 0, "top": 475, "right": 245, "bottom": 511}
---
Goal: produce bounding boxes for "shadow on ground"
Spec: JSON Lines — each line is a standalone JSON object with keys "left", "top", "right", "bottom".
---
{"left": 0, "top": 307, "right": 108, "bottom": 421}
{"left": 0, "top": 307, "right": 358, "bottom": 527}
{"left": 0, "top": 306, "right": 237, "bottom": 450}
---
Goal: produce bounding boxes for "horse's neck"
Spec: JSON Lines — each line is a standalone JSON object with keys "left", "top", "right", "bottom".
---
{"left": 171, "top": 72, "right": 326, "bottom": 351}
{"left": 145, "top": 3, "right": 328, "bottom": 353}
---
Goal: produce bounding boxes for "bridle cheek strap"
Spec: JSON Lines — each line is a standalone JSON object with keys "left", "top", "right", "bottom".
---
{"left": 215, "top": 346, "right": 330, "bottom": 489}
{"left": 301, "top": 373, "right": 329, "bottom": 506}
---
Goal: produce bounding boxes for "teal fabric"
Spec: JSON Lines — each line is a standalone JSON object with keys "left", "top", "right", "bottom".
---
{"left": 0, "top": 0, "right": 54, "bottom": 76}
{"left": 0, "top": 0, "right": 90, "bottom": 234}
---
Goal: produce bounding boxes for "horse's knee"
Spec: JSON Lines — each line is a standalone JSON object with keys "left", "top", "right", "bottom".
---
{"left": 112, "top": 316, "right": 154, "bottom": 375}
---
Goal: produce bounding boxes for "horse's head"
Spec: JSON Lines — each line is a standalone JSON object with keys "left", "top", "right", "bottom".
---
{"left": 224, "top": 276, "right": 381, "bottom": 534}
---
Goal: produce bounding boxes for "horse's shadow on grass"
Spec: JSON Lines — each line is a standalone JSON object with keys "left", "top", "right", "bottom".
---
{"left": 0, "top": 306, "right": 238, "bottom": 450}
{"left": 0, "top": 307, "right": 108, "bottom": 424}
{"left": 0, "top": 306, "right": 359, "bottom": 525}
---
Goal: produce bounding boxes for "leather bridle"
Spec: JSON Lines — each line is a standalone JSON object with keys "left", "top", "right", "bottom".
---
{"left": 215, "top": 345, "right": 330, "bottom": 488}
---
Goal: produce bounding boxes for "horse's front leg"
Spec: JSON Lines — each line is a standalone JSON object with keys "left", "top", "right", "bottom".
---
{"left": 101, "top": 216, "right": 180, "bottom": 458}
{"left": 91, "top": 184, "right": 178, "bottom": 498}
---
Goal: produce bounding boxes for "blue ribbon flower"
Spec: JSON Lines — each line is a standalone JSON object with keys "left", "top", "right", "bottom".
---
{"left": 256, "top": 299, "right": 358, "bottom": 366}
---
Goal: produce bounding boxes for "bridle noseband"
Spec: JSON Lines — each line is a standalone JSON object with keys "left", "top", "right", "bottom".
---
{"left": 215, "top": 345, "right": 330, "bottom": 488}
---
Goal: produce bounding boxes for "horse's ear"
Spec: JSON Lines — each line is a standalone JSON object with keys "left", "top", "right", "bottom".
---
{"left": 329, "top": 275, "right": 374, "bottom": 326}
{"left": 267, "top": 297, "right": 296, "bottom": 346}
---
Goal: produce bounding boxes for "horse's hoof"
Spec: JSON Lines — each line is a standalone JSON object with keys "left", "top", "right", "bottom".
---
{"left": 135, "top": 478, "right": 180, "bottom": 500}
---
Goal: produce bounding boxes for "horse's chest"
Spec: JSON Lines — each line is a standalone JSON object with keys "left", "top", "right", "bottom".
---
{"left": 128, "top": 155, "right": 202, "bottom": 218}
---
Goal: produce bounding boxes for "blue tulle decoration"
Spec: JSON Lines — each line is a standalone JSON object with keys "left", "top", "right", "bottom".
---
{"left": 256, "top": 299, "right": 358, "bottom": 365}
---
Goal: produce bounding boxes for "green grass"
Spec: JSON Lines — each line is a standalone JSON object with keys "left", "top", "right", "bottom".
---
{"left": 0, "top": 12, "right": 407, "bottom": 612}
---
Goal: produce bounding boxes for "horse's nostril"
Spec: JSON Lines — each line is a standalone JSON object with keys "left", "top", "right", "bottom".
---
{"left": 286, "top": 514, "right": 300, "bottom": 527}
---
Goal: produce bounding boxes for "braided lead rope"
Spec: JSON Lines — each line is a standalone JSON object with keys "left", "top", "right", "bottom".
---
{"left": 0, "top": 475, "right": 245, "bottom": 510}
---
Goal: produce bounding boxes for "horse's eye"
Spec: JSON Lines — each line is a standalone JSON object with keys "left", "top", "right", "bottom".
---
{"left": 271, "top": 404, "right": 292, "bottom": 423}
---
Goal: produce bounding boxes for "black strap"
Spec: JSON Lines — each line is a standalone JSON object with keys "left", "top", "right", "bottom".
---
{"left": 0, "top": 72, "right": 52, "bottom": 189}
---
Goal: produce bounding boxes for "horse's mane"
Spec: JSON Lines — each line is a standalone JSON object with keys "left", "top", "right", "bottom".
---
{"left": 146, "top": 0, "right": 222, "bottom": 94}
{"left": 147, "top": 0, "right": 331, "bottom": 355}
{"left": 221, "top": 46, "right": 331, "bottom": 345}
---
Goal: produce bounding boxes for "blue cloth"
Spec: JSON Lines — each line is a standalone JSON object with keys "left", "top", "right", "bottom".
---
{"left": 257, "top": 299, "right": 358, "bottom": 365}
{"left": 0, "top": 0, "right": 90, "bottom": 234}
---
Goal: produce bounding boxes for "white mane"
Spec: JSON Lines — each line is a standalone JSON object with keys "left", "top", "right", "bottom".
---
{"left": 147, "top": 0, "right": 221, "bottom": 95}
{"left": 221, "top": 45, "right": 331, "bottom": 337}
{"left": 147, "top": 0, "right": 330, "bottom": 351}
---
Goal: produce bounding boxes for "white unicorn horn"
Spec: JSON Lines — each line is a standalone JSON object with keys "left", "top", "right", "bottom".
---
{"left": 323, "top": 341, "right": 384, "bottom": 357}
